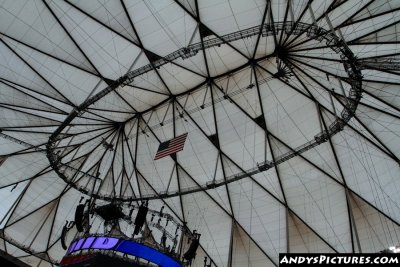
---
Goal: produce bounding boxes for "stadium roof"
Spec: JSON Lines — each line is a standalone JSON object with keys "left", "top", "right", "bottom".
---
{"left": 0, "top": 0, "right": 399, "bottom": 266}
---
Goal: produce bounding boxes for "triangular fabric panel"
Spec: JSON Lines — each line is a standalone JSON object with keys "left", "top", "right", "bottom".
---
{"left": 228, "top": 177, "right": 286, "bottom": 264}
{"left": 276, "top": 146, "right": 353, "bottom": 252}
{"left": 5, "top": 200, "right": 59, "bottom": 252}
{"left": 182, "top": 190, "right": 232, "bottom": 267}
{"left": 349, "top": 192, "right": 400, "bottom": 253}
{"left": 231, "top": 223, "right": 276, "bottom": 267}
{"left": 288, "top": 212, "right": 336, "bottom": 253}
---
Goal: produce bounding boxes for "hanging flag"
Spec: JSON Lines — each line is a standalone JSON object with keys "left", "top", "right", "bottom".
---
{"left": 154, "top": 133, "right": 188, "bottom": 160}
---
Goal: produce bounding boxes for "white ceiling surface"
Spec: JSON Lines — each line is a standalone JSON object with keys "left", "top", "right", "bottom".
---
{"left": 0, "top": 0, "right": 399, "bottom": 266}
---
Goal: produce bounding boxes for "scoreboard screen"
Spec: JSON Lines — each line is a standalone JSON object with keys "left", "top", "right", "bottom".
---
{"left": 61, "top": 236, "right": 182, "bottom": 267}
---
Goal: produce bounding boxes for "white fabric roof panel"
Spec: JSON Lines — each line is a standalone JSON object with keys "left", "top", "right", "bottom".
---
{"left": 0, "top": 0, "right": 399, "bottom": 266}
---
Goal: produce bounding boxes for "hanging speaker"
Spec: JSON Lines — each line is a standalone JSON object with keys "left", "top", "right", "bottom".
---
{"left": 183, "top": 238, "right": 199, "bottom": 261}
{"left": 61, "top": 222, "right": 68, "bottom": 250}
{"left": 133, "top": 205, "right": 148, "bottom": 235}
{"left": 75, "top": 204, "right": 85, "bottom": 232}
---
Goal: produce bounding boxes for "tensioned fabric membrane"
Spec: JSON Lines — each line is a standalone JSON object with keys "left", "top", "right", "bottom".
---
{"left": 0, "top": 0, "right": 399, "bottom": 266}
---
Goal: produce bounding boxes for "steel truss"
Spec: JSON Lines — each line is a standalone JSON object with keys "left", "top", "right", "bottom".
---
{"left": 46, "top": 21, "right": 362, "bottom": 201}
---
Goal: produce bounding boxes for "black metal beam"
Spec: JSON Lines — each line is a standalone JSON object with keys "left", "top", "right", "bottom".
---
{"left": 42, "top": 0, "right": 103, "bottom": 79}
{"left": 0, "top": 39, "right": 73, "bottom": 106}
{"left": 0, "top": 32, "right": 99, "bottom": 77}
{"left": 0, "top": 79, "right": 68, "bottom": 115}
{"left": 348, "top": 19, "right": 400, "bottom": 44}
{"left": 340, "top": 6, "right": 400, "bottom": 28}
{"left": 333, "top": 0, "right": 374, "bottom": 30}
{"left": 318, "top": 104, "right": 355, "bottom": 252}
{"left": 252, "top": 1, "right": 270, "bottom": 60}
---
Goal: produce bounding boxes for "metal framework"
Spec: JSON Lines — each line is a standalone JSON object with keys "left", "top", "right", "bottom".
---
{"left": 1, "top": 1, "right": 400, "bottom": 266}
{"left": 46, "top": 21, "right": 362, "bottom": 201}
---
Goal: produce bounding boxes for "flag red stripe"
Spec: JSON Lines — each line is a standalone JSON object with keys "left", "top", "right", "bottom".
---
{"left": 155, "top": 145, "right": 185, "bottom": 157}
{"left": 154, "top": 145, "right": 185, "bottom": 158}
{"left": 154, "top": 148, "right": 184, "bottom": 160}
{"left": 157, "top": 142, "right": 185, "bottom": 153}
{"left": 154, "top": 133, "right": 188, "bottom": 160}
{"left": 154, "top": 149, "right": 184, "bottom": 160}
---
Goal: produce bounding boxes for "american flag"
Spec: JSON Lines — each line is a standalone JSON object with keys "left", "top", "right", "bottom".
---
{"left": 154, "top": 133, "right": 188, "bottom": 160}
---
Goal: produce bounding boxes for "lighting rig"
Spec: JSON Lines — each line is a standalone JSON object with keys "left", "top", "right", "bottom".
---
{"left": 60, "top": 198, "right": 208, "bottom": 267}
